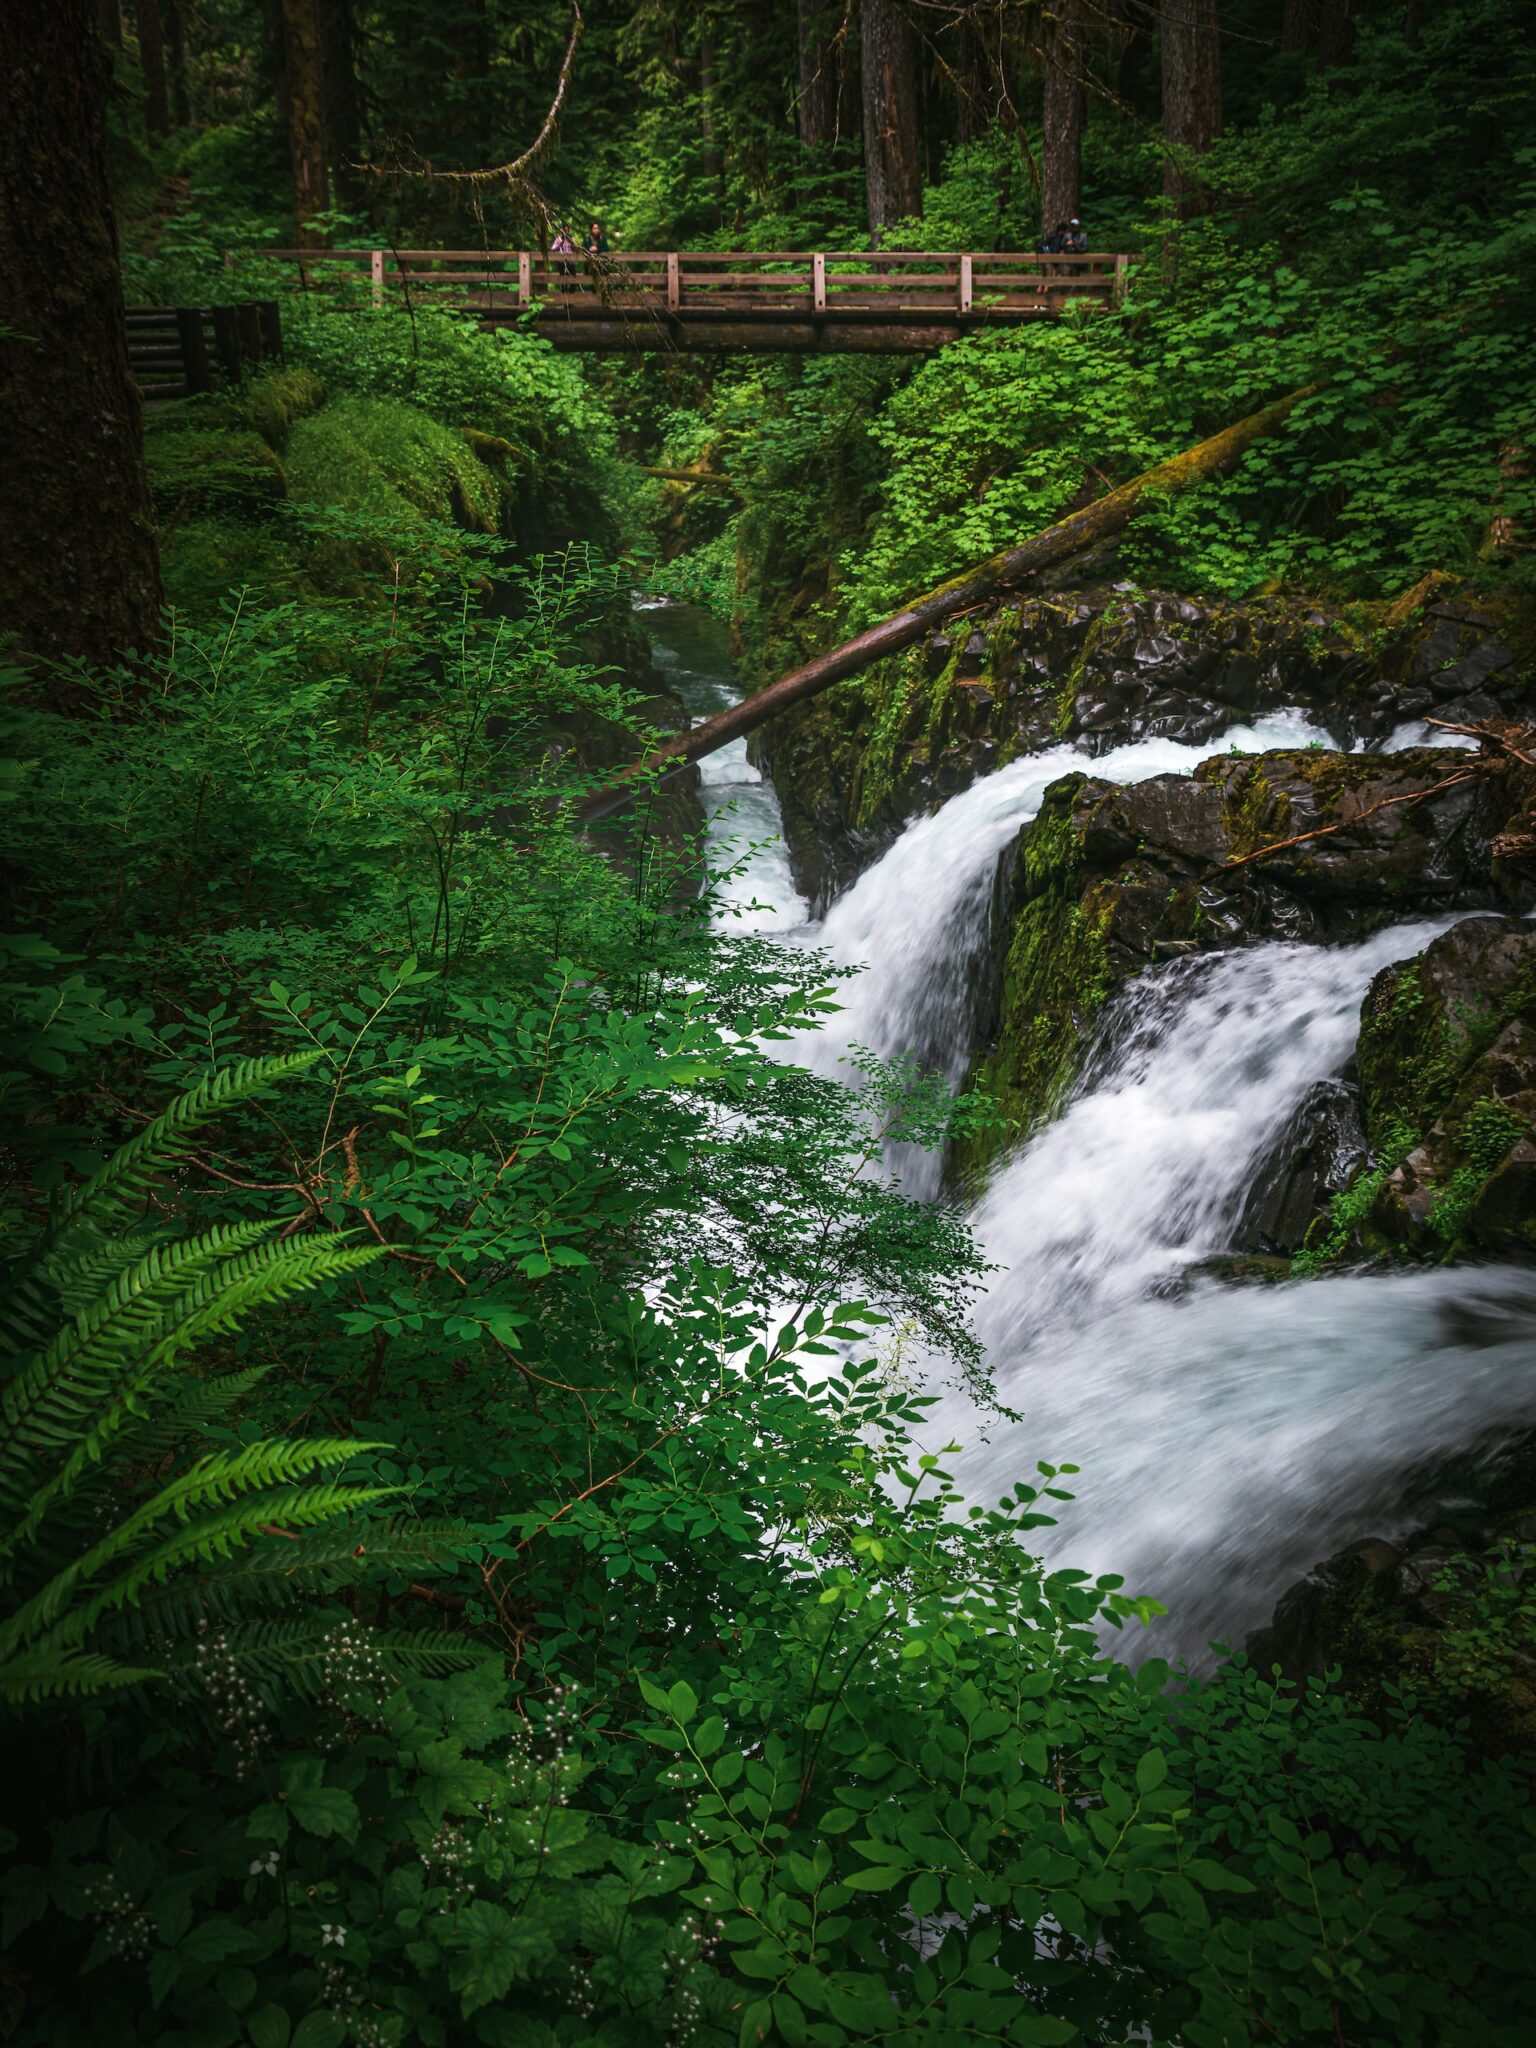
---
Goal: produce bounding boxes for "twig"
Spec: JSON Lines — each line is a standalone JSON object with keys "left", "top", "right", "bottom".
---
{"left": 1425, "top": 715, "right": 1536, "bottom": 769}
{"left": 1217, "top": 770, "right": 1480, "bottom": 873}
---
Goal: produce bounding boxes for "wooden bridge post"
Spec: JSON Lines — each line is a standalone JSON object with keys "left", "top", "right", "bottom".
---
{"left": 959, "top": 254, "right": 973, "bottom": 315}
{"left": 370, "top": 249, "right": 384, "bottom": 306}
{"left": 813, "top": 252, "right": 826, "bottom": 313}
{"left": 237, "top": 301, "right": 264, "bottom": 372}
{"left": 209, "top": 305, "right": 241, "bottom": 384}
{"left": 518, "top": 252, "right": 532, "bottom": 307}
{"left": 1113, "top": 253, "right": 1129, "bottom": 308}
{"left": 667, "top": 252, "right": 680, "bottom": 311}
{"left": 174, "top": 307, "right": 213, "bottom": 395}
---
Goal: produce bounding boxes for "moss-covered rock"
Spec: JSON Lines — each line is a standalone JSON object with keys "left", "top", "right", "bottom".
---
{"left": 760, "top": 582, "right": 1534, "bottom": 910}
{"left": 1341, "top": 916, "right": 1536, "bottom": 1258}
{"left": 241, "top": 366, "right": 326, "bottom": 451}
{"left": 962, "top": 748, "right": 1535, "bottom": 1176}
{"left": 144, "top": 426, "right": 287, "bottom": 521}
{"left": 284, "top": 395, "right": 504, "bottom": 535}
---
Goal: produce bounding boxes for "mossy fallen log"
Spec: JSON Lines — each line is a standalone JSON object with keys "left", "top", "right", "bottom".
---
{"left": 580, "top": 385, "right": 1317, "bottom": 823}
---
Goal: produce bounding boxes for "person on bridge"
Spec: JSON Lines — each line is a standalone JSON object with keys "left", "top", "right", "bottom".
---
{"left": 586, "top": 221, "right": 609, "bottom": 259}
{"left": 551, "top": 225, "right": 576, "bottom": 290}
{"left": 1038, "top": 223, "right": 1067, "bottom": 254}
{"left": 1064, "top": 219, "right": 1090, "bottom": 254}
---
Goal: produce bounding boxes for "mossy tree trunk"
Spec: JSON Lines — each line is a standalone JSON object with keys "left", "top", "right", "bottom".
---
{"left": 1042, "top": 0, "right": 1086, "bottom": 233}
{"left": 1161, "top": 0, "right": 1221, "bottom": 216}
{"left": 281, "top": 0, "right": 327, "bottom": 246}
{"left": 135, "top": 0, "right": 169, "bottom": 136}
{"left": 0, "top": 0, "right": 162, "bottom": 672}
{"left": 859, "top": 0, "right": 922, "bottom": 235}
{"left": 581, "top": 386, "right": 1317, "bottom": 819}
{"left": 797, "top": 0, "right": 838, "bottom": 147}
{"left": 319, "top": 0, "right": 364, "bottom": 217}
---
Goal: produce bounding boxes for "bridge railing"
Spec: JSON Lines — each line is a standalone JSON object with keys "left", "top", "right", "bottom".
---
{"left": 245, "top": 248, "right": 1132, "bottom": 320}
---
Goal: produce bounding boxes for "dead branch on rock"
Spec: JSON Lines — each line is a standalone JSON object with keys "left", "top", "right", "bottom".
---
{"left": 1217, "top": 769, "right": 1482, "bottom": 873}
{"left": 1425, "top": 715, "right": 1536, "bottom": 770}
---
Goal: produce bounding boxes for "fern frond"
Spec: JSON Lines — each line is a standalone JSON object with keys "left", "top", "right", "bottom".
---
{"left": 1, "top": 1219, "right": 276, "bottom": 1480}
{"left": 113, "top": 1365, "right": 272, "bottom": 1460}
{"left": 1, "top": 1236, "right": 381, "bottom": 1562}
{"left": 0, "top": 1443, "right": 392, "bottom": 1660}
{"left": 0, "top": 1648, "right": 163, "bottom": 1707}
{"left": 66, "top": 1051, "right": 323, "bottom": 1228}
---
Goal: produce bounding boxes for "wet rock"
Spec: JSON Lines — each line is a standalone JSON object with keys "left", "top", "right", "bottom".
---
{"left": 968, "top": 750, "right": 1535, "bottom": 1151}
{"left": 1346, "top": 917, "right": 1536, "bottom": 1257}
{"left": 1235, "top": 1080, "right": 1368, "bottom": 1254}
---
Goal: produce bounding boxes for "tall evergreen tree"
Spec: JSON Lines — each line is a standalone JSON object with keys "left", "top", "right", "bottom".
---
{"left": 797, "top": 0, "right": 839, "bottom": 147}
{"left": 135, "top": 0, "right": 170, "bottom": 135}
{"left": 1042, "top": 0, "right": 1086, "bottom": 231}
{"left": 319, "top": 0, "right": 365, "bottom": 216}
{"left": 0, "top": 0, "right": 162, "bottom": 671}
{"left": 281, "top": 0, "right": 328, "bottom": 244}
{"left": 860, "top": 0, "right": 922, "bottom": 235}
{"left": 1161, "top": 0, "right": 1221, "bottom": 215}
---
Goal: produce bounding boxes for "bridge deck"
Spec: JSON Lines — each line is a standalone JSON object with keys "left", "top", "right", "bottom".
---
{"left": 252, "top": 248, "right": 1132, "bottom": 353}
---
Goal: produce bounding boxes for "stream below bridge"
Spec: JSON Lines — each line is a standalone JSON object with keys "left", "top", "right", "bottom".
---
{"left": 641, "top": 598, "right": 1536, "bottom": 1663}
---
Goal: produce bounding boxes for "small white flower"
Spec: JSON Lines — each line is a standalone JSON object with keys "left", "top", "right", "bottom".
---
{"left": 321, "top": 1922, "right": 346, "bottom": 1947}
{"left": 248, "top": 1851, "right": 279, "bottom": 1877}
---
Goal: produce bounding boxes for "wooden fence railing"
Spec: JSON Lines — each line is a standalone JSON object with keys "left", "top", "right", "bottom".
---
{"left": 126, "top": 300, "right": 284, "bottom": 402}
{"left": 245, "top": 249, "right": 1131, "bottom": 323}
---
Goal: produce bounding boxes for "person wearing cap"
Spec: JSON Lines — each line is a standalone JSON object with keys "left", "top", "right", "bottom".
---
{"left": 1064, "top": 218, "right": 1089, "bottom": 254}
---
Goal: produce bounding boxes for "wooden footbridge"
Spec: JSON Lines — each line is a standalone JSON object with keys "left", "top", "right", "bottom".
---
{"left": 253, "top": 247, "right": 1131, "bottom": 354}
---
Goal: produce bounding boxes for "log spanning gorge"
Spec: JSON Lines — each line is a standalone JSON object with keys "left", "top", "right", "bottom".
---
{"left": 643, "top": 597, "right": 1536, "bottom": 1668}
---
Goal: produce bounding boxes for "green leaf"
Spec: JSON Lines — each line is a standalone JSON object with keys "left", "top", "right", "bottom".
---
{"left": 247, "top": 2009, "right": 292, "bottom": 2048}
{"left": 1135, "top": 1749, "right": 1168, "bottom": 1795}
{"left": 667, "top": 1679, "right": 698, "bottom": 1727}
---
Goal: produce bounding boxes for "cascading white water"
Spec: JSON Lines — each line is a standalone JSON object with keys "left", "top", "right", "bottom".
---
{"left": 641, "top": 599, "right": 807, "bottom": 933}
{"left": 637, "top": 600, "right": 1536, "bottom": 1661}
{"left": 939, "top": 1262, "right": 1536, "bottom": 1659}
{"left": 929, "top": 921, "right": 1536, "bottom": 1656}
{"left": 792, "top": 709, "right": 1319, "bottom": 1195}
{"left": 971, "top": 923, "right": 1454, "bottom": 1338}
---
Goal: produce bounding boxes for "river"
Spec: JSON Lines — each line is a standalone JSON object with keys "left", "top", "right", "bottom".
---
{"left": 640, "top": 599, "right": 1536, "bottom": 1662}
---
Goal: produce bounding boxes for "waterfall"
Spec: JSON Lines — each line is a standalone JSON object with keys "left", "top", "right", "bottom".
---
{"left": 642, "top": 598, "right": 807, "bottom": 932}
{"left": 637, "top": 600, "right": 1536, "bottom": 1662}
{"left": 932, "top": 922, "right": 1536, "bottom": 1656}
{"left": 793, "top": 709, "right": 1318, "bottom": 1195}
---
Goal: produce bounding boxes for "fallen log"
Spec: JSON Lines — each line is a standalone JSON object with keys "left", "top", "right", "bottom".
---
{"left": 642, "top": 465, "right": 736, "bottom": 490}
{"left": 580, "top": 384, "right": 1318, "bottom": 823}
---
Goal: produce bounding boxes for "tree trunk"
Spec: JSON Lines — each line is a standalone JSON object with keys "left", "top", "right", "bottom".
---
{"left": 0, "top": 0, "right": 161, "bottom": 671}
{"left": 319, "top": 0, "right": 363, "bottom": 217}
{"left": 1041, "top": 0, "right": 1086, "bottom": 232}
{"left": 953, "top": 19, "right": 989, "bottom": 144}
{"left": 699, "top": 34, "right": 725, "bottom": 220}
{"left": 1282, "top": 0, "right": 1356, "bottom": 66}
{"left": 99, "top": 0, "right": 122, "bottom": 46}
{"left": 163, "top": 0, "right": 190, "bottom": 126}
{"left": 580, "top": 386, "right": 1318, "bottom": 817}
{"left": 281, "top": 0, "right": 327, "bottom": 245}
{"left": 860, "top": 0, "right": 922, "bottom": 235}
{"left": 1161, "top": 0, "right": 1221, "bottom": 215}
{"left": 797, "top": 0, "right": 837, "bottom": 147}
{"left": 135, "top": 0, "right": 169, "bottom": 135}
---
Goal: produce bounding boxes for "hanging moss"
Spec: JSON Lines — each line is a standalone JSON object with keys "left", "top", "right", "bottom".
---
{"left": 283, "top": 396, "right": 504, "bottom": 535}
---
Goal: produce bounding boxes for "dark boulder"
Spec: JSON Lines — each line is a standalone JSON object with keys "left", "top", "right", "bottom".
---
{"left": 965, "top": 748, "right": 1535, "bottom": 1150}
{"left": 1234, "top": 1080, "right": 1368, "bottom": 1255}
{"left": 1341, "top": 916, "right": 1536, "bottom": 1258}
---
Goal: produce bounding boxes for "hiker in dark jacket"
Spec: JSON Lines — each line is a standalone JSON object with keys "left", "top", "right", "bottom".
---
{"left": 586, "top": 220, "right": 609, "bottom": 258}
{"left": 1063, "top": 219, "right": 1090, "bottom": 254}
{"left": 1038, "top": 222, "right": 1066, "bottom": 254}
